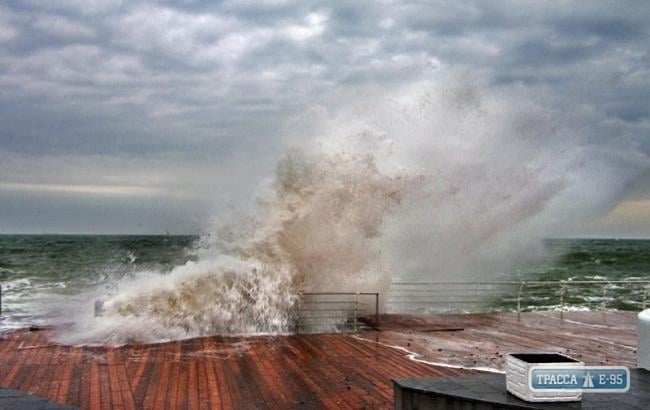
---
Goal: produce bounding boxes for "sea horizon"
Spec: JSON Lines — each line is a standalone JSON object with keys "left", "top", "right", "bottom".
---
{"left": 2, "top": 232, "right": 650, "bottom": 241}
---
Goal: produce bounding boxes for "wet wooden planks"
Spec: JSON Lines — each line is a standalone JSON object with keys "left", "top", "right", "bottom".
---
{"left": 0, "top": 311, "right": 638, "bottom": 409}
{"left": 369, "top": 310, "right": 638, "bottom": 370}
{"left": 0, "top": 331, "right": 470, "bottom": 409}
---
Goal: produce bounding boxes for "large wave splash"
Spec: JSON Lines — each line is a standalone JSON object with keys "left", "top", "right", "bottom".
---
{"left": 53, "top": 79, "right": 647, "bottom": 345}
{"left": 54, "top": 150, "right": 416, "bottom": 344}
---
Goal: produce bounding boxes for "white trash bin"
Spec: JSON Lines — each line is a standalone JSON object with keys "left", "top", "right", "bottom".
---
{"left": 506, "top": 353, "right": 583, "bottom": 402}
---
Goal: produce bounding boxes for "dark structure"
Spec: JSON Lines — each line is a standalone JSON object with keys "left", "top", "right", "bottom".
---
{"left": 394, "top": 370, "right": 650, "bottom": 410}
{"left": 0, "top": 388, "right": 76, "bottom": 410}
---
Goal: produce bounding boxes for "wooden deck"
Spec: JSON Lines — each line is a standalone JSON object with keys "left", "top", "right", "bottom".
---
{"left": 368, "top": 310, "right": 638, "bottom": 370}
{"left": 0, "top": 311, "right": 639, "bottom": 409}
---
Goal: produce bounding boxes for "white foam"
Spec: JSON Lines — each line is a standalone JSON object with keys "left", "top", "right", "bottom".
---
{"left": 52, "top": 150, "right": 410, "bottom": 345}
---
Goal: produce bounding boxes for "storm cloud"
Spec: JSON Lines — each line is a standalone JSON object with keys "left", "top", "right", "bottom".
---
{"left": 0, "top": 0, "right": 648, "bottom": 235}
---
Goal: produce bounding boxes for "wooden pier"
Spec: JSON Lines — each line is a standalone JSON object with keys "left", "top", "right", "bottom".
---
{"left": 0, "top": 311, "right": 638, "bottom": 409}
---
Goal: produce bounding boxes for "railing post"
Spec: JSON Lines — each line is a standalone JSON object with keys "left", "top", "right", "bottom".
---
{"left": 560, "top": 281, "right": 566, "bottom": 319}
{"left": 297, "top": 292, "right": 303, "bottom": 332}
{"left": 0, "top": 284, "right": 2, "bottom": 316}
{"left": 375, "top": 293, "right": 379, "bottom": 327}
{"left": 354, "top": 292, "right": 359, "bottom": 332}
{"left": 517, "top": 281, "right": 525, "bottom": 321}
{"left": 601, "top": 284, "right": 609, "bottom": 324}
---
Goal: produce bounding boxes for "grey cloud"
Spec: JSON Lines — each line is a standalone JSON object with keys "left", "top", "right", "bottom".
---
{"left": 32, "top": 14, "right": 96, "bottom": 39}
{"left": 16, "top": 0, "right": 127, "bottom": 16}
{"left": 0, "top": 0, "right": 649, "bottom": 233}
{"left": 510, "top": 40, "right": 601, "bottom": 67}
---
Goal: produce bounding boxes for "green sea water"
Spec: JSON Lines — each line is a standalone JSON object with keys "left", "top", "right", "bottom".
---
{"left": 0, "top": 235, "right": 196, "bottom": 329}
{"left": 0, "top": 235, "right": 649, "bottom": 329}
{"left": 507, "top": 238, "right": 650, "bottom": 312}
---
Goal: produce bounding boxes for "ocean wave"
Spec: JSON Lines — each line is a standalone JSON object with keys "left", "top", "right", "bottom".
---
{"left": 0, "top": 267, "right": 17, "bottom": 275}
{"left": 2, "top": 277, "right": 32, "bottom": 291}
{"left": 36, "top": 80, "right": 650, "bottom": 344}
{"left": 52, "top": 150, "right": 413, "bottom": 345}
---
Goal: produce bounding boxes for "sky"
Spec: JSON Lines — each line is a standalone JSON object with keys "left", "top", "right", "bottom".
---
{"left": 0, "top": 0, "right": 649, "bottom": 236}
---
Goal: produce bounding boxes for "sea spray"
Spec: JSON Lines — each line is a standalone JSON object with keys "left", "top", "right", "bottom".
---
{"left": 53, "top": 150, "right": 416, "bottom": 344}
{"left": 51, "top": 80, "right": 648, "bottom": 344}
{"left": 288, "top": 80, "right": 646, "bottom": 282}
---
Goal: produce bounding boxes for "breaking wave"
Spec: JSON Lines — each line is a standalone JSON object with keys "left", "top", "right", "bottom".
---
{"left": 51, "top": 79, "right": 647, "bottom": 345}
{"left": 53, "top": 150, "right": 416, "bottom": 344}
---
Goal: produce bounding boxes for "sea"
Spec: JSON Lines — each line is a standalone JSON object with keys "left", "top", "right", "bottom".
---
{"left": 1, "top": 235, "right": 649, "bottom": 332}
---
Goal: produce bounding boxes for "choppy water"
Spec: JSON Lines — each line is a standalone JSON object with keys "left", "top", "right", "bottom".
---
{"left": 1, "top": 235, "right": 649, "bottom": 333}
{"left": 507, "top": 238, "right": 650, "bottom": 312}
{"left": 0, "top": 235, "right": 196, "bottom": 330}
{"left": 388, "top": 238, "right": 650, "bottom": 314}
{"left": 524, "top": 238, "right": 650, "bottom": 281}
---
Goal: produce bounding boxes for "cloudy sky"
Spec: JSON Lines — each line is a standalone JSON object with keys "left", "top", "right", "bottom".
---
{"left": 0, "top": 0, "right": 648, "bottom": 236}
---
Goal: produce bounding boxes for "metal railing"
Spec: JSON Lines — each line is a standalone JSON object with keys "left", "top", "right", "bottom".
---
{"left": 294, "top": 292, "right": 379, "bottom": 333}
{"left": 91, "top": 291, "right": 380, "bottom": 333}
{"left": 388, "top": 280, "right": 650, "bottom": 315}
{"left": 8, "top": 280, "right": 650, "bottom": 330}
